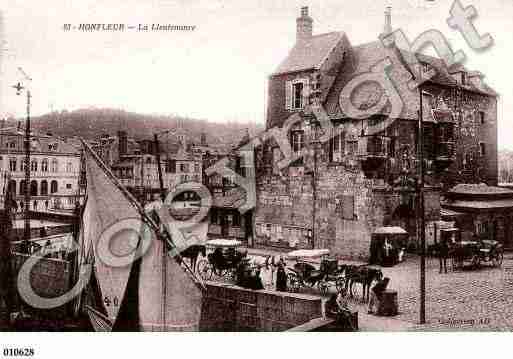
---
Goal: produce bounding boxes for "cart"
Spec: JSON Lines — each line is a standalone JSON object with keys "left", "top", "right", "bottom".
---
{"left": 286, "top": 249, "right": 345, "bottom": 295}
{"left": 451, "top": 240, "right": 504, "bottom": 270}
{"left": 196, "top": 239, "right": 246, "bottom": 281}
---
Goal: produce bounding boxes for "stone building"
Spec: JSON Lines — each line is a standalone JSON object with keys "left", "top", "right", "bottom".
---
{"left": 253, "top": 7, "right": 498, "bottom": 259}
{"left": 0, "top": 127, "right": 82, "bottom": 212}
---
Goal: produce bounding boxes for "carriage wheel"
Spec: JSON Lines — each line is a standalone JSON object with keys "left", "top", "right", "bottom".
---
{"left": 471, "top": 255, "right": 481, "bottom": 269}
{"left": 317, "top": 280, "right": 329, "bottom": 296}
{"left": 492, "top": 251, "right": 504, "bottom": 267}
{"left": 287, "top": 273, "right": 300, "bottom": 293}
{"left": 197, "top": 259, "right": 212, "bottom": 281}
{"left": 335, "top": 278, "right": 346, "bottom": 293}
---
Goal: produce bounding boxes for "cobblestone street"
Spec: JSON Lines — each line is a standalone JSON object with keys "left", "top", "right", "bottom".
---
{"left": 250, "top": 252, "right": 513, "bottom": 331}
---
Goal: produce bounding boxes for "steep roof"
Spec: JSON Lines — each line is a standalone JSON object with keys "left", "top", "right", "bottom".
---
{"left": 272, "top": 32, "right": 345, "bottom": 76}
{"left": 0, "top": 127, "right": 79, "bottom": 154}
{"left": 324, "top": 39, "right": 497, "bottom": 120}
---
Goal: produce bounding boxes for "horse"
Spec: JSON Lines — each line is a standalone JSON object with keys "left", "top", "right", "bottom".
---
{"left": 345, "top": 265, "right": 383, "bottom": 302}
{"left": 180, "top": 244, "right": 206, "bottom": 272}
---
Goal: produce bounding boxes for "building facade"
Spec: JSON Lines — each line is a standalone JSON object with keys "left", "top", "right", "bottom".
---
{"left": 253, "top": 7, "right": 498, "bottom": 259}
{"left": 0, "top": 127, "right": 82, "bottom": 212}
{"left": 93, "top": 131, "right": 202, "bottom": 203}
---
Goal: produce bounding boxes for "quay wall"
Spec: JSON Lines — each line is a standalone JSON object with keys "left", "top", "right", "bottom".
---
{"left": 200, "top": 281, "right": 322, "bottom": 331}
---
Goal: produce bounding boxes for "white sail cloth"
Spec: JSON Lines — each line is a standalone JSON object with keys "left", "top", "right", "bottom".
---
{"left": 81, "top": 141, "right": 203, "bottom": 331}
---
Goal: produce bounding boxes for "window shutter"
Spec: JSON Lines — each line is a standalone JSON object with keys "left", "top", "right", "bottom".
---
{"left": 342, "top": 195, "right": 354, "bottom": 220}
{"left": 285, "top": 80, "right": 292, "bottom": 110}
{"left": 328, "top": 127, "right": 334, "bottom": 163}
{"left": 302, "top": 78, "right": 309, "bottom": 107}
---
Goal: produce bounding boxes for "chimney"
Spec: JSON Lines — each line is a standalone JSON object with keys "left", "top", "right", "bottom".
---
{"left": 118, "top": 130, "right": 128, "bottom": 157}
{"left": 296, "top": 6, "right": 313, "bottom": 42}
{"left": 383, "top": 6, "right": 392, "bottom": 36}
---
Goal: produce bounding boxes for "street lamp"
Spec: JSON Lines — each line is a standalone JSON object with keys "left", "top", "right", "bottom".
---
{"left": 418, "top": 88, "right": 434, "bottom": 325}
{"left": 12, "top": 72, "right": 31, "bottom": 253}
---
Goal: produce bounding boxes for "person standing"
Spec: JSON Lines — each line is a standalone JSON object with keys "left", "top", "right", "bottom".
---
{"left": 439, "top": 238, "right": 449, "bottom": 274}
{"left": 275, "top": 262, "right": 287, "bottom": 292}
{"left": 368, "top": 277, "right": 390, "bottom": 314}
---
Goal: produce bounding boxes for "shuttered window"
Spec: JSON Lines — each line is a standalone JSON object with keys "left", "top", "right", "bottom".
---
{"left": 286, "top": 78, "right": 309, "bottom": 111}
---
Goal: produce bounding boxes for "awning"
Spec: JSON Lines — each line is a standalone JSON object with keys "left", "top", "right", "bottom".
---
{"left": 373, "top": 226, "right": 408, "bottom": 235}
{"left": 440, "top": 208, "right": 466, "bottom": 218}
{"left": 205, "top": 239, "right": 242, "bottom": 248}
{"left": 287, "top": 249, "right": 330, "bottom": 259}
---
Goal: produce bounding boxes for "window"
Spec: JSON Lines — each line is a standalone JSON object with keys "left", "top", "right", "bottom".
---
{"left": 194, "top": 163, "right": 200, "bottom": 173}
{"left": 463, "top": 152, "right": 473, "bottom": 170}
{"left": 51, "top": 159, "right": 58, "bottom": 172}
{"left": 479, "top": 111, "right": 485, "bottom": 124}
{"left": 7, "top": 180, "right": 16, "bottom": 196}
{"left": 66, "top": 183, "right": 72, "bottom": 189}
{"left": 51, "top": 180, "right": 58, "bottom": 194}
{"left": 210, "top": 209, "right": 219, "bottom": 225}
{"left": 19, "top": 180, "right": 26, "bottom": 195}
{"left": 9, "top": 158, "right": 16, "bottom": 172}
{"left": 291, "top": 130, "right": 305, "bottom": 153}
{"left": 66, "top": 162, "right": 72, "bottom": 172}
{"left": 30, "top": 180, "right": 38, "bottom": 196}
{"left": 9, "top": 142, "right": 15, "bottom": 149}
{"left": 286, "top": 78, "right": 308, "bottom": 110}
{"left": 293, "top": 82, "right": 304, "bottom": 109}
{"left": 180, "top": 163, "right": 188, "bottom": 173}
{"left": 479, "top": 142, "right": 486, "bottom": 156}
{"left": 41, "top": 159, "right": 48, "bottom": 172}
{"left": 346, "top": 140, "right": 358, "bottom": 156}
{"left": 232, "top": 212, "right": 240, "bottom": 227}
{"left": 40, "top": 180, "right": 48, "bottom": 196}
{"left": 31, "top": 160, "right": 38, "bottom": 172}
{"left": 165, "top": 159, "right": 176, "bottom": 173}
{"left": 331, "top": 129, "right": 345, "bottom": 162}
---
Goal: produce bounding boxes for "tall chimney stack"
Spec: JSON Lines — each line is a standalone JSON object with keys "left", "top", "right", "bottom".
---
{"left": 296, "top": 6, "right": 313, "bottom": 42}
{"left": 118, "top": 130, "right": 128, "bottom": 158}
{"left": 383, "top": 6, "right": 392, "bottom": 36}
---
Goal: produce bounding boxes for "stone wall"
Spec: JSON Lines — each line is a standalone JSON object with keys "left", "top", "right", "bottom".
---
{"left": 199, "top": 282, "right": 322, "bottom": 331}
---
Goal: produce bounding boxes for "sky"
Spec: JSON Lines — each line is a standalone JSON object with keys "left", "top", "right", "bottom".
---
{"left": 0, "top": 0, "right": 512, "bottom": 148}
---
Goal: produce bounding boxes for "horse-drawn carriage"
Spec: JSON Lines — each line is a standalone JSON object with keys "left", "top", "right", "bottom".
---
{"left": 285, "top": 249, "right": 346, "bottom": 295}
{"left": 196, "top": 239, "right": 247, "bottom": 281}
{"left": 451, "top": 239, "right": 504, "bottom": 270}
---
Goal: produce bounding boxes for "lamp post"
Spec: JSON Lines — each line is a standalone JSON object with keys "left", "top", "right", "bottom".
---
{"left": 418, "top": 88, "right": 434, "bottom": 325}
{"left": 12, "top": 79, "right": 31, "bottom": 252}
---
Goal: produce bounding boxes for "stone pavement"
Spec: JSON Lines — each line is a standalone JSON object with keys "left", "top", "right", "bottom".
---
{"left": 246, "top": 249, "right": 513, "bottom": 331}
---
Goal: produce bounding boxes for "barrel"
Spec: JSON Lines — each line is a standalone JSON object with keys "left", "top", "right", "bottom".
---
{"left": 378, "top": 290, "right": 398, "bottom": 316}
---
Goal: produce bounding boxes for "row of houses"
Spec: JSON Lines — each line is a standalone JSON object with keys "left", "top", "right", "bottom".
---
{"left": 0, "top": 127, "right": 82, "bottom": 213}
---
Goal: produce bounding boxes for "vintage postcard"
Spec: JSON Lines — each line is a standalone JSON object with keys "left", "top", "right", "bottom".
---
{"left": 0, "top": 0, "right": 512, "bottom": 344}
